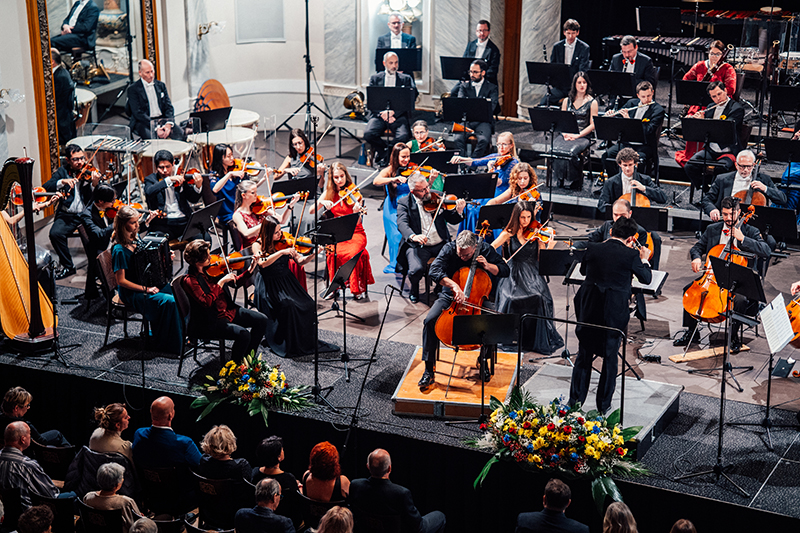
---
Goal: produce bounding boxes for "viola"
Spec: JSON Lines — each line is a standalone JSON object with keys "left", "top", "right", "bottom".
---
{"left": 231, "top": 158, "right": 262, "bottom": 177}
{"left": 298, "top": 147, "right": 324, "bottom": 168}
{"left": 274, "top": 231, "right": 314, "bottom": 254}
{"left": 682, "top": 206, "right": 756, "bottom": 323}
{"left": 451, "top": 122, "right": 474, "bottom": 134}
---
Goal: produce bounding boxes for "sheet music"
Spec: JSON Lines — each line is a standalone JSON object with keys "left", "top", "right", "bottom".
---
{"left": 758, "top": 293, "right": 794, "bottom": 355}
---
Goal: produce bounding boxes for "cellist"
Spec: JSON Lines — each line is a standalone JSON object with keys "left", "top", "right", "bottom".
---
{"left": 417, "top": 230, "right": 509, "bottom": 390}
{"left": 596, "top": 148, "right": 666, "bottom": 214}
{"left": 674, "top": 196, "right": 771, "bottom": 352}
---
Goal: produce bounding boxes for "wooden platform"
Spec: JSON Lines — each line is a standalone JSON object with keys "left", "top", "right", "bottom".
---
{"left": 668, "top": 343, "right": 750, "bottom": 363}
{"left": 391, "top": 347, "right": 519, "bottom": 419}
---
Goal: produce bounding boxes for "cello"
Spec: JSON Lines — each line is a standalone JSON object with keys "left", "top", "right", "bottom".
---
{"left": 682, "top": 206, "right": 756, "bottom": 323}
{"left": 785, "top": 292, "right": 800, "bottom": 349}
{"left": 434, "top": 221, "right": 494, "bottom": 350}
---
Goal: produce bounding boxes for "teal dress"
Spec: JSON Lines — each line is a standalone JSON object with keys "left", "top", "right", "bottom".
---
{"left": 112, "top": 244, "right": 183, "bottom": 354}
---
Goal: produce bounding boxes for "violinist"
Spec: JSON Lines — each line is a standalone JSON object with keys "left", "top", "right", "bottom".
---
{"left": 310, "top": 162, "right": 375, "bottom": 301}
{"left": 144, "top": 149, "right": 204, "bottom": 241}
{"left": 418, "top": 230, "right": 509, "bottom": 390}
{"left": 42, "top": 143, "right": 103, "bottom": 280}
{"left": 407, "top": 120, "right": 445, "bottom": 191}
{"left": 486, "top": 162, "right": 538, "bottom": 206}
{"left": 274, "top": 129, "right": 326, "bottom": 183}
{"left": 552, "top": 72, "right": 597, "bottom": 190}
{"left": 674, "top": 197, "right": 771, "bottom": 351}
{"left": 683, "top": 81, "right": 745, "bottom": 192}
{"left": 251, "top": 216, "right": 337, "bottom": 358}
{"left": 232, "top": 180, "right": 297, "bottom": 249}
{"left": 77, "top": 184, "right": 117, "bottom": 299}
{"left": 683, "top": 40, "right": 737, "bottom": 98}
{"left": 601, "top": 82, "right": 665, "bottom": 178}
{"left": 491, "top": 201, "right": 563, "bottom": 355}
{"left": 363, "top": 52, "right": 418, "bottom": 166}
{"left": 450, "top": 59, "right": 499, "bottom": 158}
{"left": 211, "top": 143, "right": 249, "bottom": 250}
{"left": 374, "top": 143, "right": 412, "bottom": 274}
{"left": 569, "top": 216, "right": 651, "bottom": 415}
{"left": 702, "top": 150, "right": 786, "bottom": 221}
{"left": 397, "top": 172, "right": 465, "bottom": 303}
{"left": 597, "top": 148, "right": 666, "bottom": 214}
{"left": 182, "top": 239, "right": 269, "bottom": 361}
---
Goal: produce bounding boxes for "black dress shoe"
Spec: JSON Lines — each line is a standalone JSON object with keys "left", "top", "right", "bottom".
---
{"left": 55, "top": 267, "right": 76, "bottom": 280}
{"left": 418, "top": 370, "right": 435, "bottom": 389}
{"left": 673, "top": 329, "right": 700, "bottom": 347}
{"left": 730, "top": 334, "right": 742, "bottom": 354}
{"left": 409, "top": 292, "right": 419, "bottom": 304}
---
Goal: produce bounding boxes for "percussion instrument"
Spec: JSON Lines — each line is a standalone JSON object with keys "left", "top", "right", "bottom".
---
{"left": 227, "top": 108, "right": 261, "bottom": 129}
{"left": 132, "top": 233, "right": 173, "bottom": 289}
{"left": 74, "top": 88, "right": 96, "bottom": 130}
{"left": 187, "top": 126, "right": 257, "bottom": 171}
{"left": 135, "top": 139, "right": 193, "bottom": 182}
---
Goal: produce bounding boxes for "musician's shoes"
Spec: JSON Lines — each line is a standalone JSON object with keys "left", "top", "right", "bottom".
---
{"left": 418, "top": 370, "right": 435, "bottom": 390}
{"left": 55, "top": 267, "right": 76, "bottom": 280}
{"left": 730, "top": 333, "right": 743, "bottom": 354}
{"left": 673, "top": 329, "right": 700, "bottom": 347}
{"left": 353, "top": 292, "right": 367, "bottom": 301}
{"left": 409, "top": 292, "right": 419, "bottom": 304}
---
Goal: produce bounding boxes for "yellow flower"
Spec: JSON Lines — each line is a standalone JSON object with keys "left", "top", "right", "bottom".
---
{"left": 527, "top": 454, "right": 536, "bottom": 463}
{"left": 280, "top": 372, "right": 286, "bottom": 381}
{"left": 219, "top": 368, "right": 228, "bottom": 377}
{"left": 613, "top": 427, "right": 621, "bottom": 435}
{"left": 533, "top": 437, "right": 546, "bottom": 450}
{"left": 539, "top": 426, "right": 548, "bottom": 436}
{"left": 587, "top": 434, "right": 599, "bottom": 445}
{"left": 533, "top": 455, "right": 542, "bottom": 464}
{"left": 253, "top": 393, "right": 260, "bottom": 398}
{"left": 614, "top": 436, "right": 624, "bottom": 446}
{"left": 585, "top": 445, "right": 596, "bottom": 457}
{"left": 532, "top": 418, "right": 539, "bottom": 426}
{"left": 720, "top": 115, "right": 727, "bottom": 120}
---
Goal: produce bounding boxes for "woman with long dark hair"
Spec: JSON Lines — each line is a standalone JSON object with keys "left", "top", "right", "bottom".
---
{"left": 373, "top": 142, "right": 412, "bottom": 273}
{"left": 211, "top": 143, "right": 248, "bottom": 250}
{"left": 552, "top": 71, "right": 598, "bottom": 190}
{"left": 274, "top": 128, "right": 326, "bottom": 183}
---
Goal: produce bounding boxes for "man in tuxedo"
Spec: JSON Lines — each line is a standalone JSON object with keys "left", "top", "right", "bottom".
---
{"left": 569, "top": 216, "right": 651, "bottom": 414}
{"left": 463, "top": 20, "right": 501, "bottom": 87}
{"left": 377, "top": 12, "right": 417, "bottom": 50}
{"left": 449, "top": 59, "right": 498, "bottom": 158}
{"left": 702, "top": 149, "right": 787, "bottom": 220}
{"left": 597, "top": 148, "right": 666, "bottom": 213}
{"left": 127, "top": 60, "right": 183, "bottom": 140}
{"left": 674, "top": 196, "right": 771, "bottom": 352}
{"left": 348, "top": 449, "right": 445, "bottom": 533}
{"left": 363, "top": 52, "right": 418, "bottom": 165}
{"left": 143, "top": 150, "right": 203, "bottom": 241}
{"left": 602, "top": 81, "right": 665, "bottom": 177}
{"left": 609, "top": 35, "right": 657, "bottom": 106}
{"left": 235, "top": 478, "right": 294, "bottom": 533}
{"left": 541, "top": 19, "right": 590, "bottom": 106}
{"left": 50, "top": 48, "right": 76, "bottom": 146}
{"left": 684, "top": 81, "right": 745, "bottom": 193}
{"left": 397, "top": 172, "right": 465, "bottom": 303}
{"left": 50, "top": 0, "right": 100, "bottom": 53}
{"left": 42, "top": 144, "right": 102, "bottom": 279}
{"left": 584, "top": 197, "right": 661, "bottom": 270}
{"left": 78, "top": 184, "right": 116, "bottom": 299}
{"left": 515, "top": 479, "right": 589, "bottom": 533}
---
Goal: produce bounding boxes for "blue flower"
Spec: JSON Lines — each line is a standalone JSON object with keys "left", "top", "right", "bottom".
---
{"left": 241, "top": 374, "right": 250, "bottom": 382}
{"left": 551, "top": 454, "right": 560, "bottom": 463}
{"left": 503, "top": 435, "right": 511, "bottom": 444}
{"left": 509, "top": 411, "right": 517, "bottom": 420}
{"left": 592, "top": 426, "right": 601, "bottom": 434}
{"left": 249, "top": 384, "right": 257, "bottom": 392}
{"left": 570, "top": 453, "right": 579, "bottom": 462}
{"left": 527, "top": 444, "right": 534, "bottom": 452}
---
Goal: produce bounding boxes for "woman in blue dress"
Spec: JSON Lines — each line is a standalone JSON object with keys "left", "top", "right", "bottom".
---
{"left": 451, "top": 131, "right": 519, "bottom": 235}
{"left": 210, "top": 143, "right": 248, "bottom": 250}
{"left": 372, "top": 143, "right": 411, "bottom": 274}
{"left": 111, "top": 206, "right": 183, "bottom": 354}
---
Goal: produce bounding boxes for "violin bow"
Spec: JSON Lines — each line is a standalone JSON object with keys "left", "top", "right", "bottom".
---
{"left": 209, "top": 217, "right": 234, "bottom": 276}
{"left": 505, "top": 220, "right": 552, "bottom": 263}
{"left": 323, "top": 168, "right": 380, "bottom": 214}
{"left": 423, "top": 192, "right": 446, "bottom": 241}
{"left": 292, "top": 192, "right": 310, "bottom": 245}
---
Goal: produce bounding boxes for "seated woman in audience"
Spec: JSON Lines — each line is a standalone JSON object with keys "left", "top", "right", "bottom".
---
{"left": 301, "top": 441, "right": 349, "bottom": 502}
{"left": 670, "top": 519, "right": 697, "bottom": 533}
{"left": 251, "top": 436, "right": 302, "bottom": 527}
{"left": 89, "top": 403, "right": 133, "bottom": 465}
{"left": 603, "top": 501, "right": 637, "bottom": 533}
{"left": 83, "top": 463, "right": 142, "bottom": 533}
{"left": 316, "top": 506, "right": 353, "bottom": 533}
{"left": 197, "top": 425, "right": 251, "bottom": 482}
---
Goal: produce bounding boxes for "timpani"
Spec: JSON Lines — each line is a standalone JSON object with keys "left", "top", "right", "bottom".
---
{"left": 187, "top": 126, "right": 257, "bottom": 170}
{"left": 74, "top": 88, "right": 97, "bottom": 130}
{"left": 227, "top": 108, "right": 261, "bottom": 129}
{"left": 135, "top": 139, "right": 193, "bottom": 182}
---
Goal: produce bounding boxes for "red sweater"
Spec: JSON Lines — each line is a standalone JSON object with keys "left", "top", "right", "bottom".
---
{"left": 183, "top": 271, "right": 237, "bottom": 323}
{"left": 683, "top": 61, "right": 737, "bottom": 97}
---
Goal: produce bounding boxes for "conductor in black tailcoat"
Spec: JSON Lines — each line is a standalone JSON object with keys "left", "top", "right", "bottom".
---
{"left": 569, "top": 217, "right": 652, "bottom": 414}
{"left": 450, "top": 59, "right": 499, "bottom": 158}
{"left": 541, "top": 19, "right": 590, "bottom": 106}
{"left": 463, "top": 20, "right": 501, "bottom": 87}
{"left": 50, "top": 0, "right": 100, "bottom": 53}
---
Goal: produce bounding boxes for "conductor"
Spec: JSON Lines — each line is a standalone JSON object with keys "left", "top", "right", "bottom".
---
{"left": 569, "top": 216, "right": 651, "bottom": 414}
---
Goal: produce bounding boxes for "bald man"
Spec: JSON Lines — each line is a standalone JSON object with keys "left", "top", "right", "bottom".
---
{"left": 0, "top": 422, "right": 60, "bottom": 507}
{"left": 131, "top": 396, "right": 201, "bottom": 468}
{"left": 127, "top": 60, "right": 182, "bottom": 140}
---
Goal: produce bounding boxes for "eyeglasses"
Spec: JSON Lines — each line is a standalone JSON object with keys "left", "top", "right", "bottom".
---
{"left": 497, "top": 142, "right": 512, "bottom": 147}
{"left": 709, "top": 52, "right": 723, "bottom": 57}
{"left": 737, "top": 164, "right": 754, "bottom": 169}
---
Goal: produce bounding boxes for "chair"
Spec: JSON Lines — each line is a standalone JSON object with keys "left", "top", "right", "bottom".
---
{"left": 133, "top": 512, "right": 185, "bottom": 533}
{"left": 29, "top": 440, "right": 77, "bottom": 482}
{"left": 77, "top": 498, "right": 124, "bottom": 533}
{"left": 171, "top": 276, "right": 226, "bottom": 378}
{"left": 138, "top": 465, "right": 197, "bottom": 518}
{"left": 191, "top": 471, "right": 252, "bottom": 531}
{"left": 0, "top": 487, "right": 23, "bottom": 532}
{"left": 297, "top": 492, "right": 346, "bottom": 531}
{"left": 399, "top": 255, "right": 436, "bottom": 305}
{"left": 183, "top": 517, "right": 234, "bottom": 533}
{"left": 96, "top": 250, "right": 149, "bottom": 347}
{"left": 352, "top": 511, "right": 403, "bottom": 533}
{"left": 30, "top": 492, "right": 78, "bottom": 533}
{"left": 76, "top": 224, "right": 102, "bottom": 300}
{"left": 64, "top": 446, "right": 138, "bottom": 500}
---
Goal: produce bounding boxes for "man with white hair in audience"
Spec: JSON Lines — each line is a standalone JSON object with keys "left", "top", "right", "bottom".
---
{"left": 235, "top": 478, "right": 295, "bottom": 533}
{"left": 130, "top": 517, "right": 158, "bottom": 533}
{"left": 83, "top": 462, "right": 142, "bottom": 533}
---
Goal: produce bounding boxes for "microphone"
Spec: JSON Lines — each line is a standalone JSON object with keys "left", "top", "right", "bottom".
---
{"left": 386, "top": 284, "right": 402, "bottom": 293}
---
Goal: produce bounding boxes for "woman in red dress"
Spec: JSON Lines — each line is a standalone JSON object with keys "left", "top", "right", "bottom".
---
{"left": 310, "top": 162, "right": 374, "bottom": 300}
{"left": 683, "top": 40, "right": 736, "bottom": 97}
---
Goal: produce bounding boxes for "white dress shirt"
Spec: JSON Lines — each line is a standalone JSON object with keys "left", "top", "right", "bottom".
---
{"left": 471, "top": 79, "right": 484, "bottom": 97}
{"left": 143, "top": 80, "right": 162, "bottom": 118}
{"left": 391, "top": 32, "right": 402, "bottom": 49}
{"left": 624, "top": 55, "right": 636, "bottom": 74}
{"left": 621, "top": 172, "right": 634, "bottom": 196}
{"left": 68, "top": 0, "right": 90, "bottom": 27}
{"left": 475, "top": 40, "right": 487, "bottom": 59}
{"left": 634, "top": 104, "right": 649, "bottom": 120}
{"left": 731, "top": 172, "right": 751, "bottom": 197}
{"left": 564, "top": 41, "right": 576, "bottom": 66}
{"left": 708, "top": 98, "right": 730, "bottom": 153}
{"left": 384, "top": 72, "right": 397, "bottom": 87}
{"left": 413, "top": 195, "right": 443, "bottom": 247}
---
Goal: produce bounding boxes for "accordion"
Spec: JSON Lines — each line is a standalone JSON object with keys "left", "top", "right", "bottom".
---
{"left": 132, "top": 234, "right": 173, "bottom": 289}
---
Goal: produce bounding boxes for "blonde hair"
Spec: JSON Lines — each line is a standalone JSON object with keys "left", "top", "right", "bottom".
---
{"left": 201, "top": 425, "right": 238, "bottom": 458}
{"left": 234, "top": 179, "right": 258, "bottom": 210}
{"left": 497, "top": 131, "right": 517, "bottom": 158}
{"left": 112, "top": 206, "right": 138, "bottom": 245}
{"left": 317, "top": 506, "right": 354, "bottom": 533}
{"left": 93, "top": 403, "right": 127, "bottom": 431}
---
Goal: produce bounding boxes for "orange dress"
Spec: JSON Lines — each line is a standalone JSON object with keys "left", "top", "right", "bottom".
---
{"left": 325, "top": 202, "right": 374, "bottom": 296}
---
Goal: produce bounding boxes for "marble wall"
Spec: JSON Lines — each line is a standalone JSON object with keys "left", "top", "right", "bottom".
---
{"left": 184, "top": 0, "right": 211, "bottom": 98}
{"left": 518, "top": 0, "right": 561, "bottom": 111}
{"left": 432, "top": 0, "right": 471, "bottom": 96}
{"left": 324, "top": 0, "right": 357, "bottom": 88}
{"left": 0, "top": 65, "right": 7, "bottom": 163}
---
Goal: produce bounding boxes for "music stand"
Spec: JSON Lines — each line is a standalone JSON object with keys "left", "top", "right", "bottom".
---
{"left": 764, "top": 136, "right": 800, "bottom": 167}
{"left": 366, "top": 86, "right": 416, "bottom": 116}
{"left": 527, "top": 107, "right": 580, "bottom": 202}
{"left": 189, "top": 107, "right": 231, "bottom": 133}
{"left": 476, "top": 204, "right": 514, "bottom": 231}
{"left": 441, "top": 98, "right": 494, "bottom": 153}
{"left": 587, "top": 69, "right": 636, "bottom": 103}
{"left": 445, "top": 313, "right": 519, "bottom": 427}
{"left": 636, "top": 7, "right": 681, "bottom": 34}
{"left": 440, "top": 56, "right": 474, "bottom": 81}
{"left": 534, "top": 249, "right": 586, "bottom": 365}
{"left": 768, "top": 85, "right": 800, "bottom": 136}
{"left": 675, "top": 80, "right": 713, "bottom": 108}
{"left": 180, "top": 200, "right": 222, "bottom": 243}
{"left": 316, "top": 211, "right": 362, "bottom": 315}
{"left": 443, "top": 172, "right": 498, "bottom": 201}
{"left": 525, "top": 61, "right": 572, "bottom": 106}
{"left": 374, "top": 47, "right": 422, "bottom": 72}
{"left": 410, "top": 150, "right": 460, "bottom": 175}
{"left": 631, "top": 206, "right": 669, "bottom": 232}
{"left": 741, "top": 205, "right": 798, "bottom": 246}
{"left": 594, "top": 118, "right": 646, "bottom": 163}
{"left": 682, "top": 117, "right": 736, "bottom": 234}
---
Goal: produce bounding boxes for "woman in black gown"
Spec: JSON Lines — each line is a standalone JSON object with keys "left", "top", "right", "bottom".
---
{"left": 251, "top": 215, "right": 336, "bottom": 357}
{"left": 491, "top": 201, "right": 564, "bottom": 354}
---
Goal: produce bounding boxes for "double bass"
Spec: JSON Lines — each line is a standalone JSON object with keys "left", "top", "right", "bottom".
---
{"left": 0, "top": 157, "right": 56, "bottom": 346}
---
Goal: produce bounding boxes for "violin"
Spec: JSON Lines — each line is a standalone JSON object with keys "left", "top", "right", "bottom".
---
{"left": 339, "top": 183, "right": 364, "bottom": 206}
{"left": 434, "top": 221, "right": 494, "bottom": 350}
{"left": 298, "top": 147, "right": 324, "bottom": 168}
{"left": 492, "top": 155, "right": 514, "bottom": 168}
{"left": 785, "top": 292, "right": 800, "bottom": 349}
{"left": 518, "top": 186, "right": 541, "bottom": 203}
{"left": 206, "top": 250, "right": 261, "bottom": 278}
{"left": 421, "top": 191, "right": 477, "bottom": 213}
{"left": 251, "top": 192, "right": 307, "bottom": 215}
{"left": 231, "top": 158, "right": 262, "bottom": 177}
{"left": 175, "top": 167, "right": 212, "bottom": 187}
{"left": 77, "top": 165, "right": 111, "bottom": 181}
{"left": 10, "top": 185, "right": 60, "bottom": 206}
{"left": 102, "top": 199, "right": 164, "bottom": 220}
{"left": 274, "top": 231, "right": 314, "bottom": 254}
{"left": 522, "top": 223, "right": 556, "bottom": 244}
{"left": 682, "top": 206, "right": 755, "bottom": 323}
{"left": 418, "top": 137, "right": 445, "bottom": 152}
{"left": 400, "top": 162, "right": 436, "bottom": 178}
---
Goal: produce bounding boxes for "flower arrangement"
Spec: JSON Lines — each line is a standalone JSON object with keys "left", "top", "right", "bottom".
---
{"left": 191, "top": 351, "right": 314, "bottom": 427}
{"left": 470, "top": 388, "right": 647, "bottom": 512}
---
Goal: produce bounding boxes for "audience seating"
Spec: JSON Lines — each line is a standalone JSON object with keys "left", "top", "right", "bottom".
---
{"left": 65, "top": 446, "right": 138, "bottom": 499}
{"left": 30, "top": 492, "right": 78, "bottom": 533}
{"left": 297, "top": 491, "right": 347, "bottom": 530}
{"left": 353, "top": 510, "right": 403, "bottom": 533}
{"left": 191, "top": 471, "right": 253, "bottom": 531}
{"left": 133, "top": 511, "right": 185, "bottom": 533}
{"left": 0, "top": 487, "right": 23, "bottom": 533}
{"left": 138, "top": 465, "right": 197, "bottom": 518}
{"left": 77, "top": 498, "right": 124, "bottom": 533}
{"left": 183, "top": 517, "right": 234, "bottom": 533}
{"left": 29, "top": 440, "right": 77, "bottom": 483}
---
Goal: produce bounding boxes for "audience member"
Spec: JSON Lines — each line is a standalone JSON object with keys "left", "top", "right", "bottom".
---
{"left": 130, "top": 516, "right": 158, "bottom": 533}
{"left": 89, "top": 403, "right": 133, "bottom": 465}
{"left": 602, "top": 502, "right": 637, "bottom": 533}
{"left": 132, "top": 396, "right": 201, "bottom": 468}
{"left": 17, "top": 504, "right": 53, "bottom": 533}
{"left": 302, "top": 442, "right": 349, "bottom": 502}
{"left": 348, "top": 448, "right": 445, "bottom": 533}
{"left": 83, "top": 463, "right": 142, "bottom": 533}
{"left": 515, "top": 479, "right": 589, "bottom": 533}
{"left": 252, "top": 436, "right": 299, "bottom": 489}
{"left": 0, "top": 422, "right": 60, "bottom": 508}
{"left": 670, "top": 519, "right": 697, "bottom": 533}
{"left": 235, "top": 478, "right": 295, "bottom": 533}
{"left": 0, "top": 387, "right": 69, "bottom": 447}
{"left": 316, "top": 506, "right": 353, "bottom": 533}
{"left": 197, "top": 425, "right": 251, "bottom": 482}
